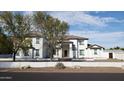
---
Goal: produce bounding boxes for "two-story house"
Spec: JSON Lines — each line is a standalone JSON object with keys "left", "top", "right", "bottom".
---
{"left": 16, "top": 31, "right": 106, "bottom": 60}
{"left": 53, "top": 35, "right": 89, "bottom": 59}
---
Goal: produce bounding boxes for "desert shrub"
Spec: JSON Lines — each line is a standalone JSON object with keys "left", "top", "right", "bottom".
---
{"left": 27, "top": 65, "right": 31, "bottom": 68}
{"left": 20, "top": 65, "right": 31, "bottom": 70}
{"left": 55, "top": 63, "right": 65, "bottom": 69}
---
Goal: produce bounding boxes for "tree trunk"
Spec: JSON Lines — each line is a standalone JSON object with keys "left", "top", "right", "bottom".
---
{"left": 50, "top": 50, "right": 53, "bottom": 62}
{"left": 50, "top": 47, "right": 54, "bottom": 62}
{"left": 13, "top": 52, "right": 16, "bottom": 62}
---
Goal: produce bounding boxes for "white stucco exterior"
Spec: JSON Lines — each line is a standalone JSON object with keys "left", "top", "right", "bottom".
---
{"left": 16, "top": 37, "right": 45, "bottom": 59}
{"left": 16, "top": 34, "right": 124, "bottom": 60}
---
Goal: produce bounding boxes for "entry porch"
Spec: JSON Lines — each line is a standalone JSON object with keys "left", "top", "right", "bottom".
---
{"left": 53, "top": 41, "right": 76, "bottom": 59}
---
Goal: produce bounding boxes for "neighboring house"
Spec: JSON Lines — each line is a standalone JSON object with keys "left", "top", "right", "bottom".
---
{"left": 86, "top": 44, "right": 106, "bottom": 59}
{"left": 16, "top": 31, "right": 106, "bottom": 60}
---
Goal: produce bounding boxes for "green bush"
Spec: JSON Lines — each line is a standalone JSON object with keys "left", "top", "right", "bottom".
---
{"left": 55, "top": 63, "right": 65, "bottom": 69}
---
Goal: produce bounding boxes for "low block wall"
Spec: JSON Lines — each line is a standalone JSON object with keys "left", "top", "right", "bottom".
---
{"left": 114, "top": 53, "right": 124, "bottom": 60}
{"left": 0, "top": 62, "right": 124, "bottom": 68}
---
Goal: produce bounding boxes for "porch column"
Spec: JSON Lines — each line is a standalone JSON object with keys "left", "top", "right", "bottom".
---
{"left": 69, "top": 43, "right": 73, "bottom": 58}
{"left": 32, "top": 48, "right": 34, "bottom": 59}
{"left": 58, "top": 48, "right": 62, "bottom": 58}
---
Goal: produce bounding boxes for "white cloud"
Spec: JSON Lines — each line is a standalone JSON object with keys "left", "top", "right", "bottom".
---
{"left": 22, "top": 11, "right": 124, "bottom": 27}
{"left": 70, "top": 30, "right": 124, "bottom": 48}
{"left": 49, "top": 11, "right": 124, "bottom": 47}
{"left": 101, "top": 17, "right": 124, "bottom": 23}
{"left": 49, "top": 12, "right": 105, "bottom": 26}
{"left": 49, "top": 11, "right": 124, "bottom": 27}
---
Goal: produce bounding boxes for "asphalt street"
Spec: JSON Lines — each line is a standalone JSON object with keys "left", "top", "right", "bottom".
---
{"left": 0, "top": 72, "right": 124, "bottom": 81}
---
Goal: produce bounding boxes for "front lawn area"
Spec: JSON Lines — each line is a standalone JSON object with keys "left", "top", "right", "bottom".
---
{"left": 0, "top": 67, "right": 124, "bottom": 73}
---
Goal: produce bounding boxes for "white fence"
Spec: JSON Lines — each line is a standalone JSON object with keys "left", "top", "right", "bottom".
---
{"left": 0, "top": 62, "right": 124, "bottom": 68}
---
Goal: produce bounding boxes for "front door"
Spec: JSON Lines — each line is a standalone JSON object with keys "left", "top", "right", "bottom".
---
{"left": 109, "top": 53, "right": 113, "bottom": 58}
{"left": 64, "top": 50, "right": 68, "bottom": 57}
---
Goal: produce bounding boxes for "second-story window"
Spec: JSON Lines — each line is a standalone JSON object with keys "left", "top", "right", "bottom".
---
{"left": 36, "top": 37, "right": 40, "bottom": 44}
{"left": 79, "top": 40, "right": 84, "bottom": 45}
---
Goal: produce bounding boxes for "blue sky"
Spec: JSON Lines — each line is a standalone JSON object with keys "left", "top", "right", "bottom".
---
{"left": 48, "top": 11, "right": 124, "bottom": 48}
{"left": 24, "top": 11, "right": 124, "bottom": 48}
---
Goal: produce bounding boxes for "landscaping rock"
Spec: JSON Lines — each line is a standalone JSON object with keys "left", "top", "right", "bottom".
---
{"left": 72, "top": 65, "right": 81, "bottom": 69}
{"left": 20, "top": 65, "right": 31, "bottom": 70}
{"left": 121, "top": 65, "right": 124, "bottom": 70}
{"left": 55, "top": 63, "right": 65, "bottom": 69}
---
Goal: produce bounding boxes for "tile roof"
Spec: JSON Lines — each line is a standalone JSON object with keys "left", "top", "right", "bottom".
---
{"left": 64, "top": 35, "right": 88, "bottom": 40}
{"left": 26, "top": 31, "right": 42, "bottom": 37}
{"left": 27, "top": 31, "right": 88, "bottom": 40}
{"left": 63, "top": 40, "right": 73, "bottom": 43}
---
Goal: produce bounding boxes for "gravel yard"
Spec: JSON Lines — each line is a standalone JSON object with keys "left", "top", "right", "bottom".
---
{"left": 0, "top": 67, "right": 124, "bottom": 73}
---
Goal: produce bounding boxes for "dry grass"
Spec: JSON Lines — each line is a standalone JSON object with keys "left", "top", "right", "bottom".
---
{"left": 0, "top": 67, "right": 124, "bottom": 73}
{"left": 94, "top": 59, "right": 124, "bottom": 62}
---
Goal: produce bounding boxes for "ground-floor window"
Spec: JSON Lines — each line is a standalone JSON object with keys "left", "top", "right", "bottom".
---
{"left": 36, "top": 49, "right": 39, "bottom": 56}
{"left": 80, "top": 50, "right": 84, "bottom": 56}
{"left": 23, "top": 49, "right": 29, "bottom": 56}
{"left": 94, "top": 49, "right": 98, "bottom": 55}
{"left": 56, "top": 49, "right": 59, "bottom": 56}
{"left": 16, "top": 51, "right": 20, "bottom": 56}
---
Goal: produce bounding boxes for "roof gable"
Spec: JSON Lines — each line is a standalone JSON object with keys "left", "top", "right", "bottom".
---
{"left": 88, "top": 44, "right": 104, "bottom": 49}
